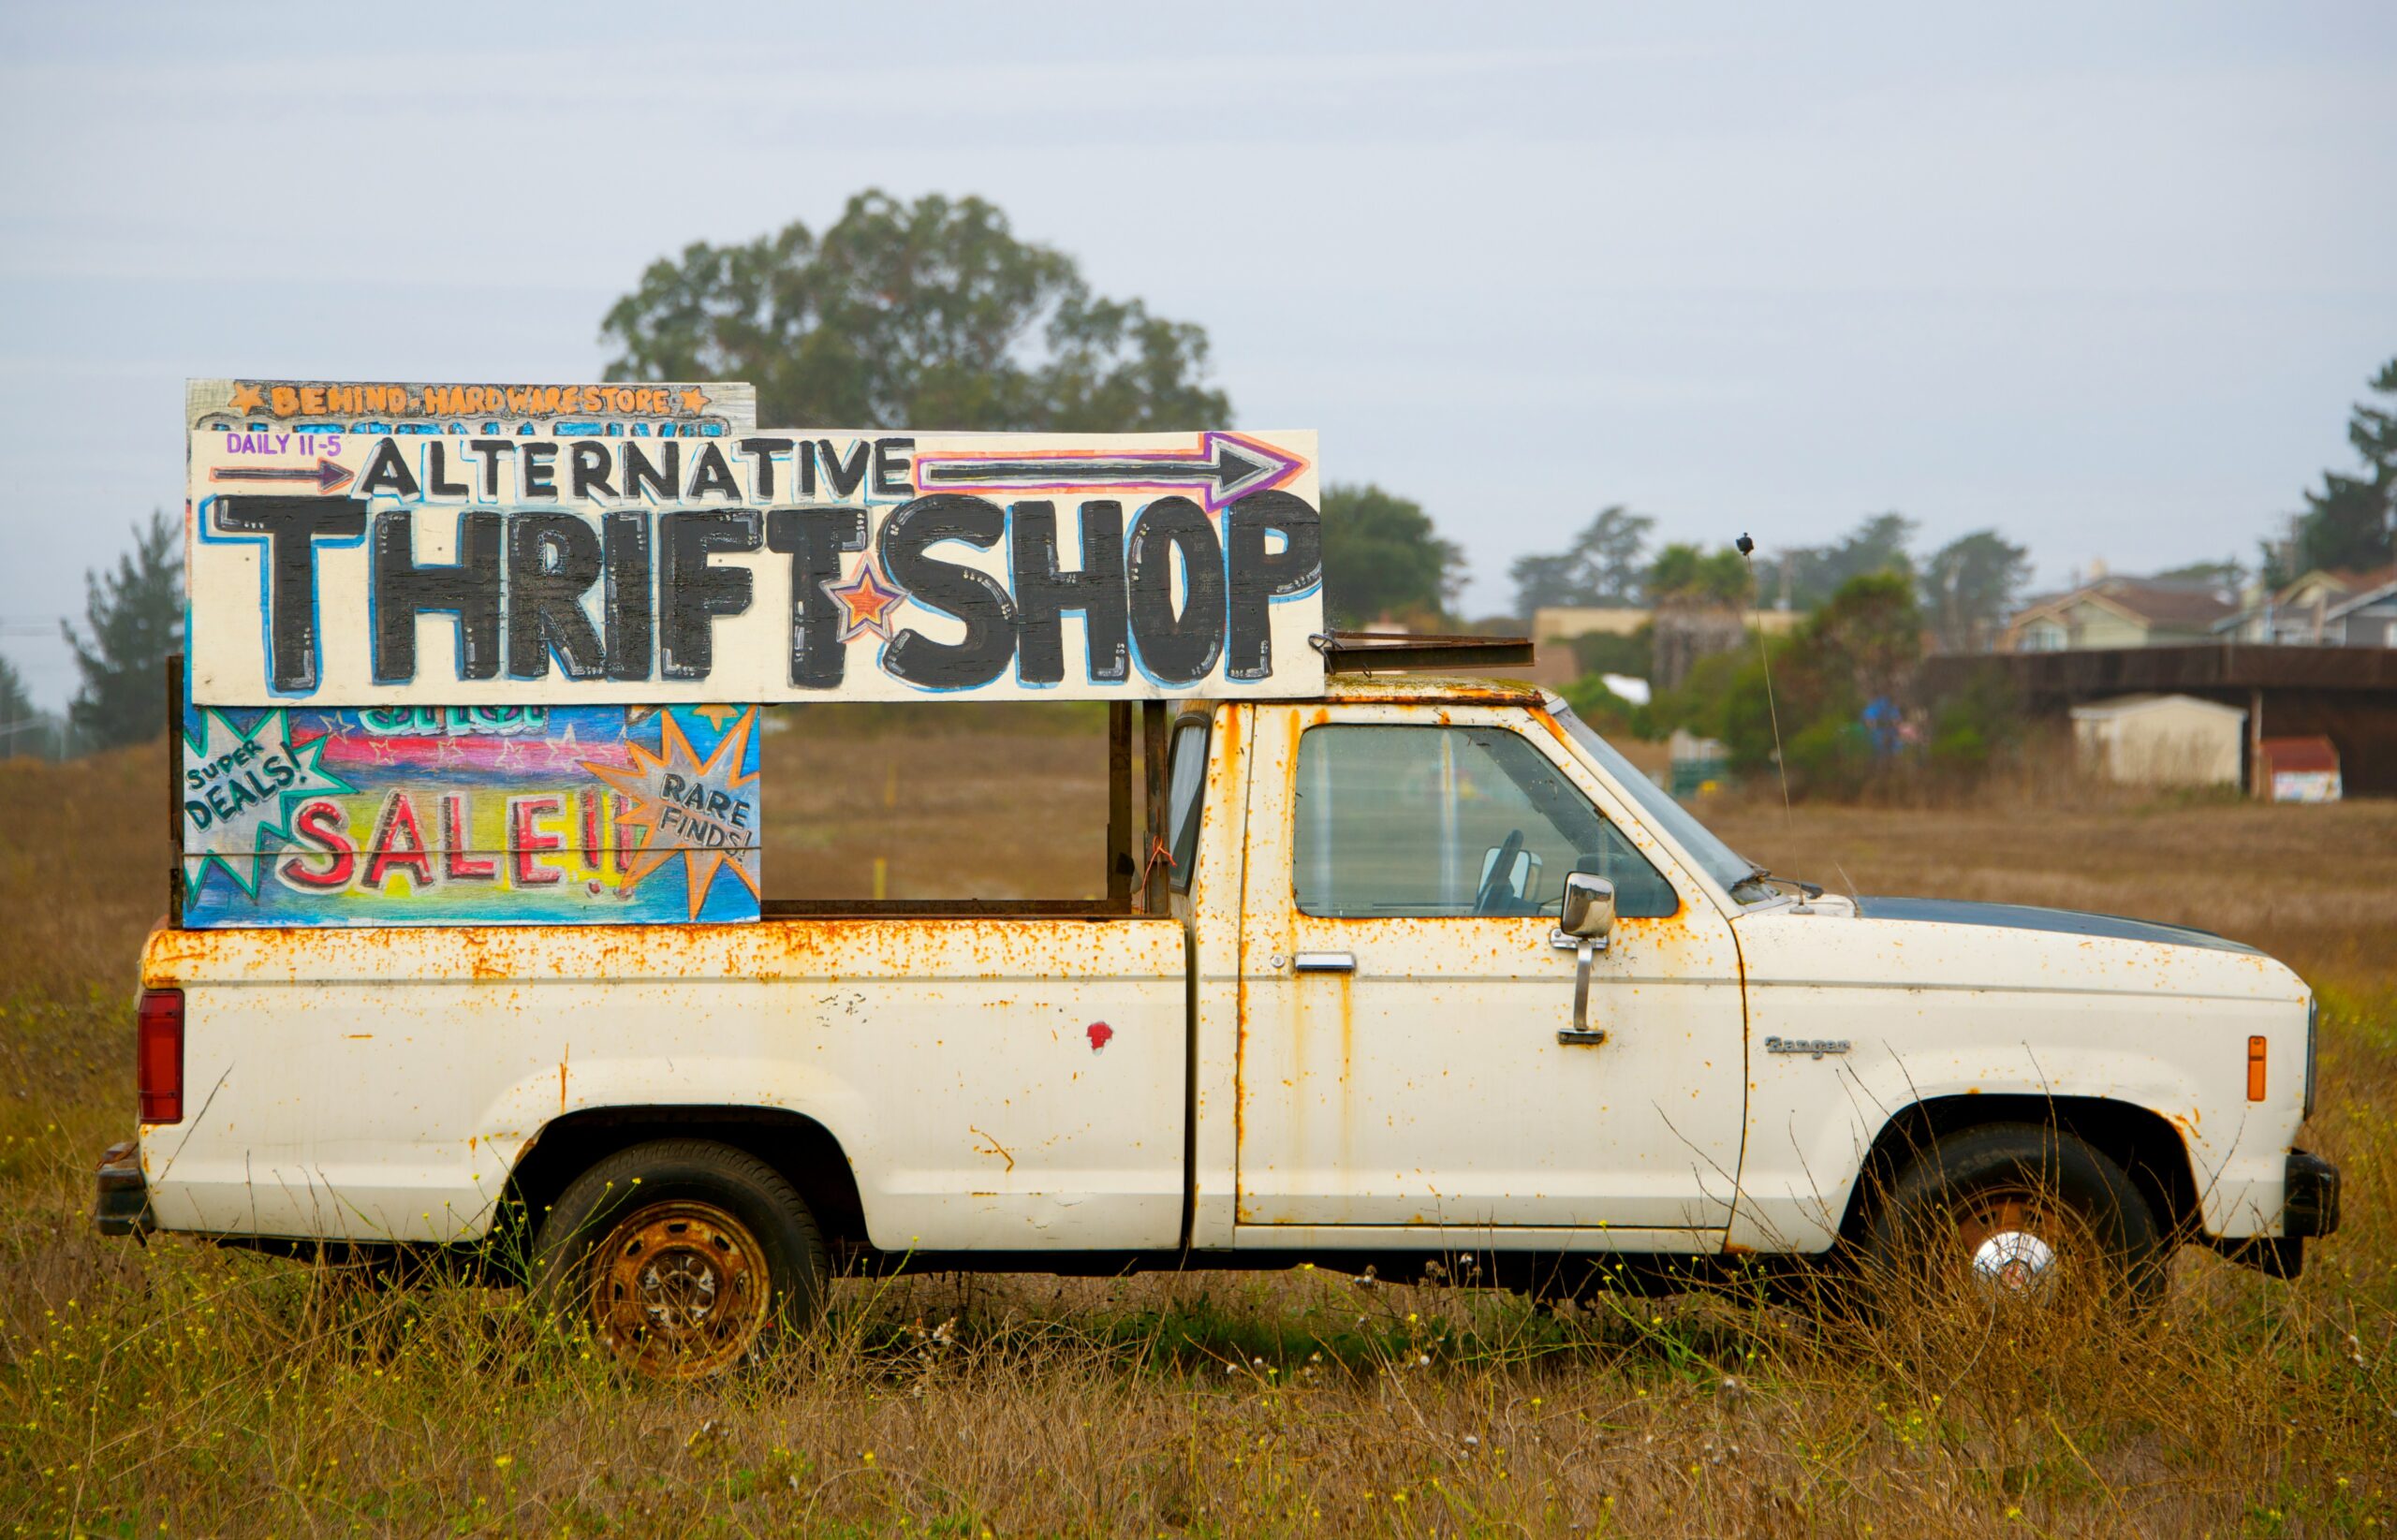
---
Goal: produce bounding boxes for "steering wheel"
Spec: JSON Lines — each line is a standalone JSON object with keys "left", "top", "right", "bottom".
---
{"left": 1475, "top": 829, "right": 1526, "bottom": 916}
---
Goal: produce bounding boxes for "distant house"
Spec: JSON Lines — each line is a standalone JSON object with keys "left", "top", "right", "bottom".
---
{"left": 2213, "top": 566, "right": 2397, "bottom": 648}
{"left": 1998, "top": 575, "right": 2238, "bottom": 653}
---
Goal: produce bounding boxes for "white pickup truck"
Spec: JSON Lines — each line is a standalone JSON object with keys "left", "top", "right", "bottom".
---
{"left": 99, "top": 671, "right": 2338, "bottom": 1376}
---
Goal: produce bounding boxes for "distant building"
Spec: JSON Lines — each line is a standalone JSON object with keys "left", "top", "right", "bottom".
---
{"left": 2262, "top": 736, "right": 2343, "bottom": 802}
{"left": 2068, "top": 694, "right": 2247, "bottom": 787}
{"left": 2213, "top": 566, "right": 2397, "bottom": 648}
{"left": 1999, "top": 574, "right": 2238, "bottom": 653}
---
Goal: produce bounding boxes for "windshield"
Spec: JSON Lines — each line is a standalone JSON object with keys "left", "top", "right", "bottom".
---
{"left": 1551, "top": 705, "right": 1764, "bottom": 900}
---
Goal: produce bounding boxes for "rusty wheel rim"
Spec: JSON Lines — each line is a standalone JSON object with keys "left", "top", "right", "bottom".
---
{"left": 1948, "top": 1187, "right": 2086, "bottom": 1304}
{"left": 587, "top": 1199, "right": 771, "bottom": 1377}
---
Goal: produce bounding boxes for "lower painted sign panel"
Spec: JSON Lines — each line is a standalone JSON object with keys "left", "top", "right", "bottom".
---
{"left": 179, "top": 701, "right": 761, "bottom": 927}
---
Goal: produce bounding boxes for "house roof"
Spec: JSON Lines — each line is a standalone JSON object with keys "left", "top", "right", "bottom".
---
{"left": 2293, "top": 564, "right": 2394, "bottom": 598}
{"left": 2009, "top": 577, "right": 2237, "bottom": 634}
{"left": 2214, "top": 564, "right": 2397, "bottom": 633}
{"left": 2276, "top": 564, "right": 2393, "bottom": 610}
{"left": 2262, "top": 736, "right": 2339, "bottom": 774}
{"left": 2067, "top": 692, "right": 2249, "bottom": 723}
{"left": 2325, "top": 576, "right": 2397, "bottom": 622}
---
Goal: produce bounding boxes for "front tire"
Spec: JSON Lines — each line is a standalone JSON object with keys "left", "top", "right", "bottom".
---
{"left": 1858, "top": 1122, "right": 2166, "bottom": 1315}
{"left": 528, "top": 1138, "right": 828, "bottom": 1378}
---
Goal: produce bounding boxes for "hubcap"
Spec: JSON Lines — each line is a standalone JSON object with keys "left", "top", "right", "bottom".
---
{"left": 1969, "top": 1228, "right": 2059, "bottom": 1295}
{"left": 588, "top": 1199, "right": 771, "bottom": 1377}
{"left": 1950, "top": 1189, "right": 2078, "bottom": 1304}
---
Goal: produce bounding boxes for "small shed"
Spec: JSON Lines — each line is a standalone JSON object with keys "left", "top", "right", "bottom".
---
{"left": 2069, "top": 693, "right": 2247, "bottom": 787}
{"left": 2262, "top": 736, "right": 2343, "bottom": 803}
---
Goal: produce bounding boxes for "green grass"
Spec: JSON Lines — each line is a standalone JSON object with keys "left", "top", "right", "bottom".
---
{"left": 3, "top": 741, "right": 2393, "bottom": 1535}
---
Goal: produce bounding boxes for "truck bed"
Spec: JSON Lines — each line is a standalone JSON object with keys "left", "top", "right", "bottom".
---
{"left": 139, "top": 917, "right": 1189, "bottom": 1249}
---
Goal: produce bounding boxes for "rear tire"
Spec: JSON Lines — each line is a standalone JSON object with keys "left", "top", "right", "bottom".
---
{"left": 1858, "top": 1122, "right": 2167, "bottom": 1315}
{"left": 528, "top": 1138, "right": 828, "bottom": 1378}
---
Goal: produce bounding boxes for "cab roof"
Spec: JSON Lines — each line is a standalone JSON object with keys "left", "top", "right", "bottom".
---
{"left": 1312, "top": 671, "right": 1550, "bottom": 705}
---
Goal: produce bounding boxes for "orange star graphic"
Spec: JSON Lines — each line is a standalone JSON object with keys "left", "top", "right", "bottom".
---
{"left": 228, "top": 383, "right": 264, "bottom": 413}
{"left": 582, "top": 708, "right": 761, "bottom": 920}
{"left": 827, "top": 561, "right": 905, "bottom": 641}
{"left": 680, "top": 387, "right": 709, "bottom": 412}
{"left": 690, "top": 703, "right": 740, "bottom": 731}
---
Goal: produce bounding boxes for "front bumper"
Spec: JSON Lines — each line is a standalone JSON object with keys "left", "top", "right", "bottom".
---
{"left": 94, "top": 1140, "right": 152, "bottom": 1239}
{"left": 2208, "top": 1148, "right": 2341, "bottom": 1279}
{"left": 2285, "top": 1149, "right": 2341, "bottom": 1239}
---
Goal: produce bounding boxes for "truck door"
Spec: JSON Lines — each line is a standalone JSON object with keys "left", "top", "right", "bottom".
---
{"left": 1234, "top": 702, "right": 1745, "bottom": 1238}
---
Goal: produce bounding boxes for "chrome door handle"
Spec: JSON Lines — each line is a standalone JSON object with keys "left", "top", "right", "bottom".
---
{"left": 1292, "top": 951, "right": 1357, "bottom": 974}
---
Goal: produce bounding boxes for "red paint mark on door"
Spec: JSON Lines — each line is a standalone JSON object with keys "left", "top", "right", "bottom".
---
{"left": 1086, "top": 1021, "right": 1114, "bottom": 1053}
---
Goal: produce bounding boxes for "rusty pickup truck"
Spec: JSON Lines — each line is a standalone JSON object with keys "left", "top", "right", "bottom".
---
{"left": 100, "top": 666, "right": 2338, "bottom": 1376}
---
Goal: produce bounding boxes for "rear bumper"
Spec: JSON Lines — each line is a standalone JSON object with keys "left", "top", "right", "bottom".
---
{"left": 94, "top": 1140, "right": 152, "bottom": 1239}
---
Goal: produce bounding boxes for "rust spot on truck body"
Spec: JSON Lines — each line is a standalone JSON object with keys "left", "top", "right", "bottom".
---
{"left": 970, "top": 1126, "right": 1017, "bottom": 1173}
{"left": 142, "top": 914, "right": 1184, "bottom": 990}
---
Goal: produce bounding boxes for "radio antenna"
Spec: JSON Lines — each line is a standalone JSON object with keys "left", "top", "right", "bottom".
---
{"left": 1735, "top": 533, "right": 1794, "bottom": 834}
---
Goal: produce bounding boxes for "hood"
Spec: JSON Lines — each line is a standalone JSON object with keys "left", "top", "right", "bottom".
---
{"left": 1852, "top": 896, "right": 2259, "bottom": 956}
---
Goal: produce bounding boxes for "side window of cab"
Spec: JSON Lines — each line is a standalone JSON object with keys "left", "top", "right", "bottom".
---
{"left": 1290, "top": 724, "right": 1678, "bottom": 918}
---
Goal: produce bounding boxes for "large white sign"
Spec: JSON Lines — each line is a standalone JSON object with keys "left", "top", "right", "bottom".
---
{"left": 185, "top": 389, "right": 1324, "bottom": 706}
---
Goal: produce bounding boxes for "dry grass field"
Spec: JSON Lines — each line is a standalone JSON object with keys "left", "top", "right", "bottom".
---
{"left": 2, "top": 720, "right": 2391, "bottom": 1536}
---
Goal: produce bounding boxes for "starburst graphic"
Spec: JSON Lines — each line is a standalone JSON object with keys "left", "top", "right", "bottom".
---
{"left": 180, "top": 709, "right": 355, "bottom": 897}
{"left": 827, "top": 560, "right": 906, "bottom": 641}
{"left": 581, "top": 708, "right": 762, "bottom": 920}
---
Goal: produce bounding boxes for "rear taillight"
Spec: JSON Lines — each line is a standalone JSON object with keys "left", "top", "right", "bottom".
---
{"left": 138, "top": 989, "right": 184, "bottom": 1123}
{"left": 2246, "top": 1034, "right": 2269, "bottom": 1104}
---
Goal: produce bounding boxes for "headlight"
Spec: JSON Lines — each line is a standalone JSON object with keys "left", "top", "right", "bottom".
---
{"left": 2303, "top": 995, "right": 2318, "bottom": 1121}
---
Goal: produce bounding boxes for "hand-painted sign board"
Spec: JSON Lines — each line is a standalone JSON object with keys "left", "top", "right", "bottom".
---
{"left": 178, "top": 697, "right": 762, "bottom": 928}
{"left": 184, "top": 381, "right": 1325, "bottom": 707}
{"left": 186, "top": 377, "right": 757, "bottom": 436}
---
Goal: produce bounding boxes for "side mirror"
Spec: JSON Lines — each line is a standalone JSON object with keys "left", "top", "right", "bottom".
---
{"left": 1560, "top": 872, "right": 1616, "bottom": 942}
{"left": 1555, "top": 873, "right": 1616, "bottom": 1049}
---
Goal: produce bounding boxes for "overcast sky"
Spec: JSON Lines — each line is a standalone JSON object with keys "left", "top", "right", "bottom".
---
{"left": 2, "top": 0, "right": 2390, "bottom": 709}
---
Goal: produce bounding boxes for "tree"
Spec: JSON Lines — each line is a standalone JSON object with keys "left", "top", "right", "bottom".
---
{"left": 1757, "top": 511, "right": 1919, "bottom": 611}
{"left": 0, "top": 653, "right": 43, "bottom": 760}
{"left": 1919, "top": 530, "right": 2031, "bottom": 653}
{"left": 2285, "top": 356, "right": 2396, "bottom": 577}
{"left": 2351, "top": 355, "right": 2397, "bottom": 480}
{"left": 2294, "top": 472, "right": 2391, "bottom": 575}
{"left": 1318, "top": 484, "right": 1464, "bottom": 627}
{"left": 1507, "top": 506, "right": 1655, "bottom": 617}
{"left": 600, "top": 190, "right": 1231, "bottom": 433}
{"left": 1645, "top": 543, "right": 1752, "bottom": 606}
{"left": 1646, "top": 543, "right": 1753, "bottom": 690}
{"left": 63, "top": 509, "right": 183, "bottom": 751}
{"left": 1711, "top": 573, "right": 1925, "bottom": 797}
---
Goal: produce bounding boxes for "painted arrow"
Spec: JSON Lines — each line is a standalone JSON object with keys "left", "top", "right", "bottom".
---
{"left": 211, "top": 458, "right": 355, "bottom": 493}
{"left": 912, "top": 431, "right": 1304, "bottom": 514}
